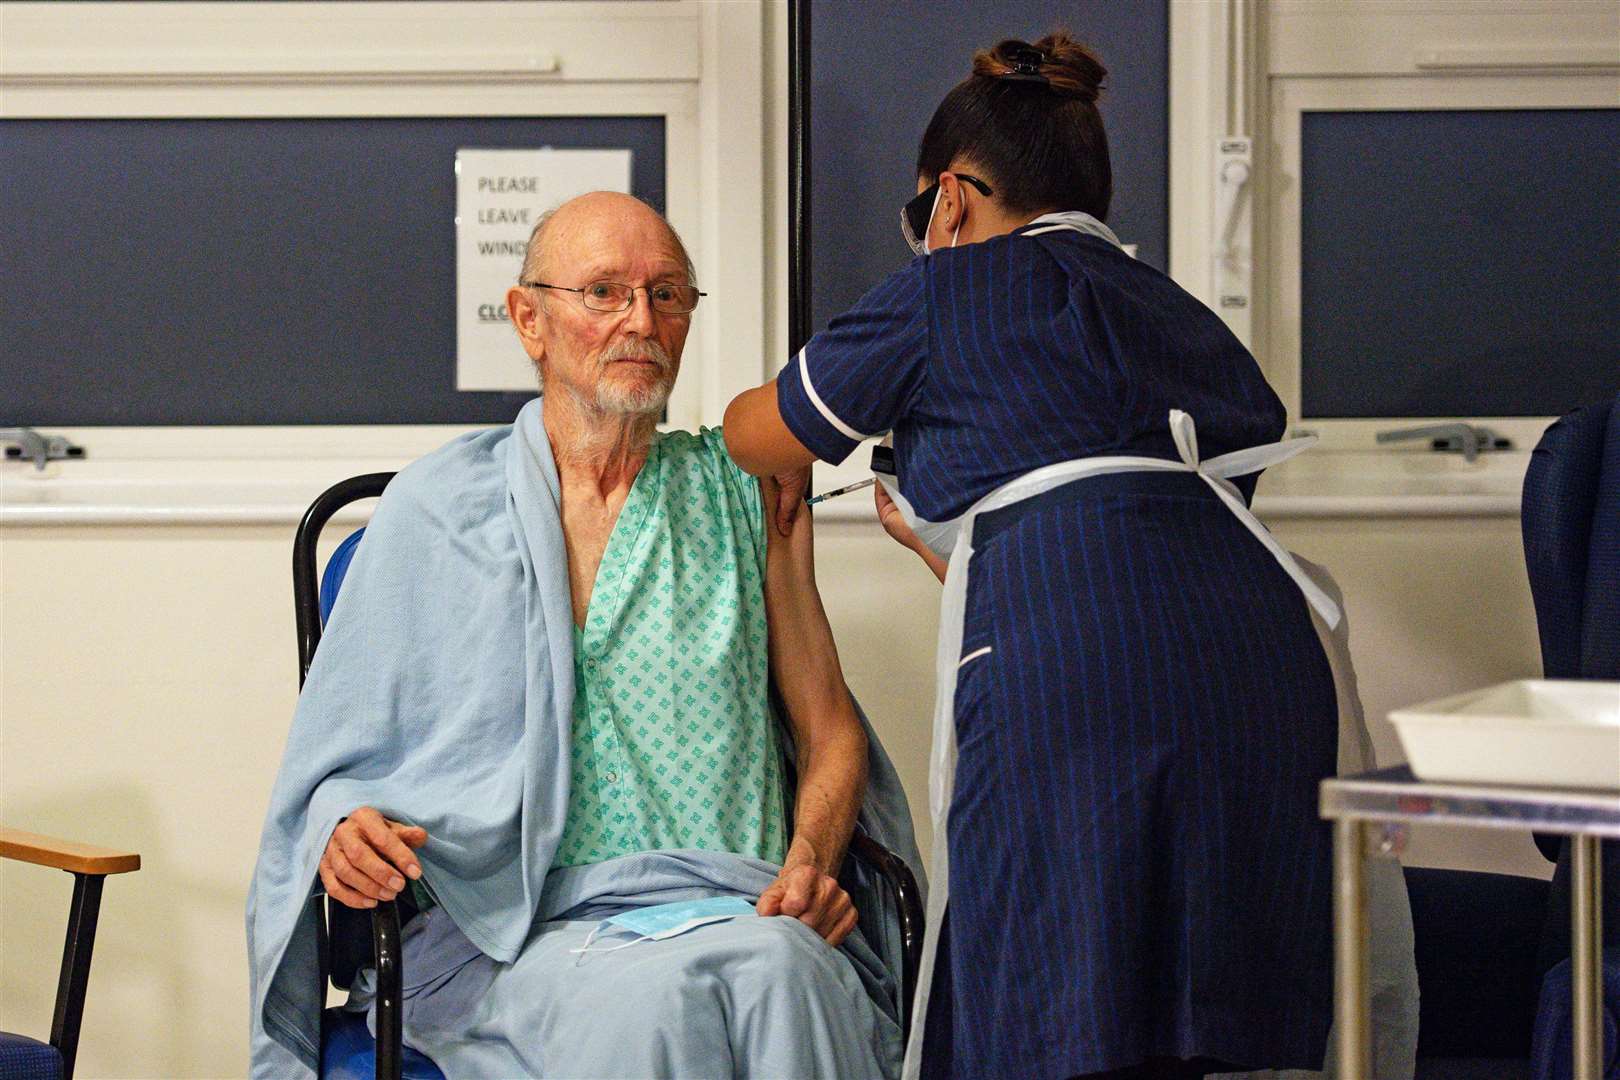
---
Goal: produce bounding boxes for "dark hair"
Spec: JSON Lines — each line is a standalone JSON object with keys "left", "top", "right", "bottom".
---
{"left": 916, "top": 32, "right": 1111, "bottom": 220}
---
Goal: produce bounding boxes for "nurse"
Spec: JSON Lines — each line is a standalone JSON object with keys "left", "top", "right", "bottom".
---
{"left": 724, "top": 33, "right": 1346, "bottom": 1080}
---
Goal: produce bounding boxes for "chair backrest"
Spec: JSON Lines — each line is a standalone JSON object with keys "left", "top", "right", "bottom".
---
{"left": 1521, "top": 394, "right": 1620, "bottom": 681}
{"left": 319, "top": 528, "right": 367, "bottom": 626}
{"left": 294, "top": 472, "right": 395, "bottom": 688}
{"left": 1520, "top": 396, "right": 1620, "bottom": 951}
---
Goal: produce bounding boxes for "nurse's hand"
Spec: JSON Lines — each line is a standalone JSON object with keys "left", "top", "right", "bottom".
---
{"left": 319, "top": 807, "right": 428, "bottom": 909}
{"left": 875, "top": 484, "right": 948, "bottom": 583}
{"left": 772, "top": 465, "right": 812, "bottom": 536}
{"left": 757, "top": 863, "right": 858, "bottom": 947}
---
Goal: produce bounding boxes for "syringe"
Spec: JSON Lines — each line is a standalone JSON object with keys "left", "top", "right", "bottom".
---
{"left": 804, "top": 478, "right": 876, "bottom": 505}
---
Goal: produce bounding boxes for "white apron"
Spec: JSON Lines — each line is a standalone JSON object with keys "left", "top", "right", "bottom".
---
{"left": 884, "top": 407, "right": 1343, "bottom": 1079}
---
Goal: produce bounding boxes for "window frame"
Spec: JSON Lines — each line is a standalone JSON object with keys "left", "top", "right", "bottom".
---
{"left": 0, "top": 0, "right": 771, "bottom": 470}
{"left": 1265, "top": 74, "right": 1617, "bottom": 450}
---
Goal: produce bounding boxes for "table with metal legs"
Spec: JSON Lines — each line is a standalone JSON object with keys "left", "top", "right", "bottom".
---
{"left": 1321, "top": 766, "right": 1620, "bottom": 1080}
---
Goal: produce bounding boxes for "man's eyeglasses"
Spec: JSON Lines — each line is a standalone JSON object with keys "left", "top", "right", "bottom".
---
{"left": 521, "top": 280, "right": 705, "bottom": 315}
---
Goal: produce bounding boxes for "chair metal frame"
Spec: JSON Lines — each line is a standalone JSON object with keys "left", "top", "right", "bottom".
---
{"left": 293, "top": 471, "right": 924, "bottom": 1080}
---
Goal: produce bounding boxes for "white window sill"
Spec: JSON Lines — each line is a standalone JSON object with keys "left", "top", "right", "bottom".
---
{"left": 1, "top": 458, "right": 404, "bottom": 527}
{"left": 1, "top": 445, "right": 1529, "bottom": 528}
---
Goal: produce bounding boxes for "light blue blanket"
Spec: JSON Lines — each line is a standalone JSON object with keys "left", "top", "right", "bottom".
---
{"left": 247, "top": 399, "right": 922, "bottom": 1077}
{"left": 348, "top": 851, "right": 903, "bottom": 1077}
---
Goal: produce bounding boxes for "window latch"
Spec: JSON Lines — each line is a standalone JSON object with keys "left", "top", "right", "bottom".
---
{"left": 1375, "top": 423, "right": 1513, "bottom": 463}
{"left": 1, "top": 427, "right": 86, "bottom": 471}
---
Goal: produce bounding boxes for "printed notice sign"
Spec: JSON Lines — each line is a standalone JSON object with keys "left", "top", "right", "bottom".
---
{"left": 456, "top": 148, "right": 634, "bottom": 391}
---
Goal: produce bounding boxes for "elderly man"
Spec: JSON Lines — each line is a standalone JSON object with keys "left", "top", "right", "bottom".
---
{"left": 248, "top": 192, "right": 917, "bottom": 1078}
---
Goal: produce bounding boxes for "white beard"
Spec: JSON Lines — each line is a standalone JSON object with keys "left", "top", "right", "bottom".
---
{"left": 592, "top": 369, "right": 673, "bottom": 417}
{"left": 544, "top": 342, "right": 676, "bottom": 462}
{"left": 584, "top": 337, "right": 677, "bottom": 418}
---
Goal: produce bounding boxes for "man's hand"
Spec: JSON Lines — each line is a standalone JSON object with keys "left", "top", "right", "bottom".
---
{"left": 319, "top": 807, "right": 427, "bottom": 910}
{"left": 756, "top": 863, "right": 857, "bottom": 947}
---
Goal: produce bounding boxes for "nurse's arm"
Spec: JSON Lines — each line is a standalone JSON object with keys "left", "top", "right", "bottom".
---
{"left": 757, "top": 476, "right": 866, "bottom": 947}
{"left": 724, "top": 380, "right": 818, "bottom": 477}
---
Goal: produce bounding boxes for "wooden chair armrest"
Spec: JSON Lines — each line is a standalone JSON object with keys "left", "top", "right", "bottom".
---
{"left": 0, "top": 826, "right": 140, "bottom": 875}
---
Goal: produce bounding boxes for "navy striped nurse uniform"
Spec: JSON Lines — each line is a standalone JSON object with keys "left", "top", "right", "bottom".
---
{"left": 776, "top": 219, "right": 1339, "bottom": 1078}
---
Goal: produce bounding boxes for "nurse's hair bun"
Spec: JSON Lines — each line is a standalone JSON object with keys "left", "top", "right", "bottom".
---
{"left": 973, "top": 33, "right": 1106, "bottom": 104}
{"left": 922, "top": 30, "right": 1112, "bottom": 218}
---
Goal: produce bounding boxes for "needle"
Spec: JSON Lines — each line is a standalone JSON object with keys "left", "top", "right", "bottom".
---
{"left": 804, "top": 478, "right": 877, "bottom": 505}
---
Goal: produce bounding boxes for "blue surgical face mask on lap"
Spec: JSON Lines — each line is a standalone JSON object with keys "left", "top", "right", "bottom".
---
{"left": 571, "top": 895, "right": 757, "bottom": 957}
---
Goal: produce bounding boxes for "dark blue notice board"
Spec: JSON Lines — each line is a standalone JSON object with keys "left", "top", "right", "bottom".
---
{"left": 1, "top": 116, "right": 665, "bottom": 426}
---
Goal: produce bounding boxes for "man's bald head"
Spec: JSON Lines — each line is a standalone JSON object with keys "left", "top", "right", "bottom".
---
{"left": 518, "top": 191, "right": 695, "bottom": 289}
{"left": 504, "top": 190, "right": 696, "bottom": 425}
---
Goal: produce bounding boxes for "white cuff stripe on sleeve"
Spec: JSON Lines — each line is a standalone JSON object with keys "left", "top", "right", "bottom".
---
{"left": 796, "top": 347, "right": 876, "bottom": 443}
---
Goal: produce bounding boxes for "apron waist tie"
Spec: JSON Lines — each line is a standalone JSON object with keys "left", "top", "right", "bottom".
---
{"left": 1167, "top": 409, "right": 1342, "bottom": 631}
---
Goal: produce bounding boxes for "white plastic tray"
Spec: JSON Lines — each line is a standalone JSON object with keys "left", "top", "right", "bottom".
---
{"left": 1389, "top": 679, "right": 1620, "bottom": 792}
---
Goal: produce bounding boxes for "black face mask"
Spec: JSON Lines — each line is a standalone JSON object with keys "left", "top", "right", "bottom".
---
{"left": 900, "top": 174, "right": 995, "bottom": 255}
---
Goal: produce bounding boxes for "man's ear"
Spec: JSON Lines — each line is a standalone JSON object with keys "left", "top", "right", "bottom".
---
{"left": 506, "top": 285, "right": 545, "bottom": 362}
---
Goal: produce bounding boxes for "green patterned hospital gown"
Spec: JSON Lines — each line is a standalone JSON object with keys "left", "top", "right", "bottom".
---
{"left": 553, "top": 427, "right": 788, "bottom": 868}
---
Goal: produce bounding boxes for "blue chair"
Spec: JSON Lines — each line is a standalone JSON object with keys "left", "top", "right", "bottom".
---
{"left": 1524, "top": 394, "right": 1619, "bottom": 958}
{"left": 1522, "top": 396, "right": 1620, "bottom": 689}
{"left": 0, "top": 829, "right": 140, "bottom": 1080}
{"left": 1398, "top": 395, "right": 1620, "bottom": 1080}
{"left": 1522, "top": 396, "right": 1620, "bottom": 1079}
{"left": 1524, "top": 394, "right": 1619, "bottom": 961}
{"left": 293, "top": 473, "right": 924, "bottom": 1080}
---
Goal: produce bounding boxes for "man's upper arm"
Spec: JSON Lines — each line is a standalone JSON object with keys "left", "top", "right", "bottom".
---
{"left": 760, "top": 476, "right": 813, "bottom": 602}
{"left": 760, "top": 479, "right": 862, "bottom": 751}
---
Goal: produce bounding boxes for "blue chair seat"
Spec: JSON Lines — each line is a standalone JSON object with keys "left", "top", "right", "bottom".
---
{"left": 320, "top": 1010, "right": 445, "bottom": 1080}
{"left": 0, "top": 1032, "right": 63, "bottom": 1080}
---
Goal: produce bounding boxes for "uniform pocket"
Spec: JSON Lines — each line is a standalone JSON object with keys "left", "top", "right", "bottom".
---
{"left": 956, "top": 645, "right": 993, "bottom": 668}
{"left": 950, "top": 642, "right": 1000, "bottom": 762}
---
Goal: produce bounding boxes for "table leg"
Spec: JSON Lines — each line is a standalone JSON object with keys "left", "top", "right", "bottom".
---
{"left": 1335, "top": 818, "right": 1370, "bottom": 1080}
{"left": 1571, "top": 834, "right": 1603, "bottom": 1080}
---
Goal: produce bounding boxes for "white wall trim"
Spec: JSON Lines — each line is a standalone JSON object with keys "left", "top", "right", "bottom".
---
{"left": 0, "top": 2, "right": 703, "bottom": 84}
{"left": 0, "top": 470, "right": 1525, "bottom": 528}
{"left": 1168, "top": 0, "right": 1255, "bottom": 314}
{"left": 696, "top": 0, "right": 769, "bottom": 424}
{"left": 1264, "top": 0, "right": 1620, "bottom": 78}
